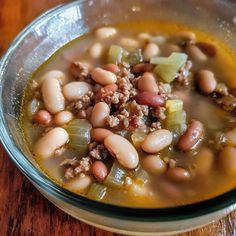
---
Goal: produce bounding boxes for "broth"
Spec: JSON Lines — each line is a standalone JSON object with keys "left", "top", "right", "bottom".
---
{"left": 21, "top": 21, "right": 236, "bottom": 207}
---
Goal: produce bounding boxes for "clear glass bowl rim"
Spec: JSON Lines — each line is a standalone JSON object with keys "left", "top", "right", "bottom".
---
{"left": 0, "top": 0, "right": 236, "bottom": 222}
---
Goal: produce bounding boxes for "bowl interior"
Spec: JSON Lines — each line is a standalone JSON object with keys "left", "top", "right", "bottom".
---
{"left": 1, "top": 0, "right": 236, "bottom": 218}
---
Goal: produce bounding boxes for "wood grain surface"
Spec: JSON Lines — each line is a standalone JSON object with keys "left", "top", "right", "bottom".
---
{"left": 0, "top": 0, "right": 236, "bottom": 235}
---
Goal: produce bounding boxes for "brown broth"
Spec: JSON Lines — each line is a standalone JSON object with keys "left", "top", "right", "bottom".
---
{"left": 21, "top": 21, "right": 236, "bottom": 207}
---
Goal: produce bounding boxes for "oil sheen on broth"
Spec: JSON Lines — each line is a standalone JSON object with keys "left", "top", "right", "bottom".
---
{"left": 21, "top": 21, "right": 236, "bottom": 208}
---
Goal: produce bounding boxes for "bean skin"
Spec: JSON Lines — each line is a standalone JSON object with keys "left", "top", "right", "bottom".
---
{"left": 91, "top": 161, "right": 108, "bottom": 182}
{"left": 167, "top": 167, "right": 191, "bottom": 182}
{"left": 138, "top": 72, "right": 159, "bottom": 93}
{"left": 91, "top": 128, "right": 113, "bottom": 142}
{"left": 34, "top": 127, "right": 69, "bottom": 159}
{"left": 143, "top": 155, "right": 167, "bottom": 174}
{"left": 143, "top": 43, "right": 160, "bottom": 61}
{"left": 34, "top": 110, "right": 52, "bottom": 125}
{"left": 177, "top": 120, "right": 204, "bottom": 152}
{"left": 62, "top": 81, "right": 92, "bottom": 101}
{"left": 185, "top": 44, "right": 207, "bottom": 62}
{"left": 91, "top": 68, "right": 117, "bottom": 85}
{"left": 104, "top": 134, "right": 139, "bottom": 169}
{"left": 54, "top": 111, "right": 73, "bottom": 126}
{"left": 102, "top": 64, "right": 120, "bottom": 74}
{"left": 91, "top": 102, "right": 110, "bottom": 127}
{"left": 134, "top": 92, "right": 165, "bottom": 107}
{"left": 141, "top": 129, "right": 173, "bottom": 153}
{"left": 196, "top": 42, "right": 217, "bottom": 57}
{"left": 219, "top": 146, "right": 236, "bottom": 175}
{"left": 39, "top": 70, "right": 68, "bottom": 85}
{"left": 42, "top": 78, "right": 65, "bottom": 114}
{"left": 95, "top": 27, "right": 117, "bottom": 39}
{"left": 66, "top": 175, "right": 92, "bottom": 193}
{"left": 196, "top": 70, "right": 217, "bottom": 94}
{"left": 133, "top": 63, "right": 154, "bottom": 74}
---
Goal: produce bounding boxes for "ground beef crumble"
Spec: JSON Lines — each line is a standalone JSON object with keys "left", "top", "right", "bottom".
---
{"left": 70, "top": 61, "right": 92, "bottom": 82}
{"left": 176, "top": 60, "right": 193, "bottom": 86}
{"left": 60, "top": 157, "right": 91, "bottom": 179}
{"left": 88, "top": 142, "right": 108, "bottom": 160}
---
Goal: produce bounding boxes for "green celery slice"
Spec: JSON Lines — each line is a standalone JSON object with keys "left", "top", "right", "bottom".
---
{"left": 166, "top": 99, "right": 183, "bottom": 113}
{"left": 108, "top": 45, "right": 127, "bottom": 64}
{"left": 87, "top": 183, "right": 107, "bottom": 201}
{"left": 104, "top": 162, "right": 127, "bottom": 188}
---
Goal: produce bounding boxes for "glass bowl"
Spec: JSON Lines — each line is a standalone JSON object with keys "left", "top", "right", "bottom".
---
{"left": 1, "top": 0, "right": 236, "bottom": 235}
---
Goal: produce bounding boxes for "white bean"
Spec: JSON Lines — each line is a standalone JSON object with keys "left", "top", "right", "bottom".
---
{"left": 104, "top": 134, "right": 139, "bottom": 169}
{"left": 62, "top": 81, "right": 92, "bottom": 101}
{"left": 96, "top": 27, "right": 117, "bottom": 39}
{"left": 143, "top": 155, "right": 167, "bottom": 174}
{"left": 34, "top": 127, "right": 69, "bottom": 159}
{"left": 91, "top": 68, "right": 117, "bottom": 85}
{"left": 66, "top": 175, "right": 92, "bottom": 193}
{"left": 38, "top": 70, "right": 68, "bottom": 85}
{"left": 91, "top": 102, "right": 110, "bottom": 127}
{"left": 89, "top": 43, "right": 103, "bottom": 59}
{"left": 138, "top": 72, "right": 159, "bottom": 93}
{"left": 42, "top": 78, "right": 65, "bottom": 114}
{"left": 54, "top": 111, "right": 73, "bottom": 126}
{"left": 141, "top": 129, "right": 173, "bottom": 153}
{"left": 143, "top": 43, "right": 160, "bottom": 61}
{"left": 120, "top": 37, "right": 139, "bottom": 49}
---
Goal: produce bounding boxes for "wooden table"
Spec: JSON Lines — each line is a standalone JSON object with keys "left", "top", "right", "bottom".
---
{"left": 0, "top": 0, "right": 236, "bottom": 235}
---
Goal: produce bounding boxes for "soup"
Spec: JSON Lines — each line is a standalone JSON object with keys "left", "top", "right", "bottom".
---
{"left": 21, "top": 22, "right": 236, "bottom": 207}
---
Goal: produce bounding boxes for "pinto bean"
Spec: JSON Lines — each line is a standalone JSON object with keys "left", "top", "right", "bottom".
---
{"left": 177, "top": 120, "right": 204, "bottom": 152}
{"left": 196, "top": 70, "right": 217, "bottom": 94}
{"left": 143, "top": 43, "right": 160, "bottom": 61}
{"left": 39, "top": 70, "right": 68, "bottom": 85}
{"left": 54, "top": 111, "right": 73, "bottom": 126}
{"left": 66, "top": 175, "right": 92, "bottom": 193}
{"left": 134, "top": 92, "right": 165, "bottom": 107}
{"left": 196, "top": 42, "right": 217, "bottom": 57}
{"left": 141, "top": 129, "right": 173, "bottom": 153}
{"left": 167, "top": 167, "right": 191, "bottom": 182}
{"left": 91, "top": 128, "right": 113, "bottom": 142}
{"left": 62, "top": 81, "right": 92, "bottom": 101}
{"left": 104, "top": 134, "right": 139, "bottom": 169}
{"left": 174, "top": 31, "right": 196, "bottom": 43}
{"left": 91, "top": 68, "right": 117, "bottom": 85}
{"left": 161, "top": 44, "right": 182, "bottom": 57}
{"left": 34, "top": 127, "right": 69, "bottom": 159}
{"left": 102, "top": 64, "right": 120, "bottom": 74}
{"left": 89, "top": 42, "right": 103, "bottom": 59}
{"left": 219, "top": 146, "right": 236, "bottom": 175}
{"left": 133, "top": 63, "right": 154, "bottom": 74}
{"left": 41, "top": 78, "right": 65, "bottom": 114}
{"left": 143, "top": 155, "right": 167, "bottom": 174}
{"left": 185, "top": 44, "right": 207, "bottom": 62}
{"left": 34, "top": 110, "right": 52, "bottom": 125}
{"left": 91, "top": 161, "right": 108, "bottom": 182}
{"left": 96, "top": 27, "right": 117, "bottom": 39}
{"left": 138, "top": 72, "right": 159, "bottom": 93}
{"left": 91, "top": 102, "right": 110, "bottom": 127}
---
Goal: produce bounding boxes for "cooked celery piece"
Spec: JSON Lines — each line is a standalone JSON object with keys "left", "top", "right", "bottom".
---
{"left": 165, "top": 110, "right": 187, "bottom": 136}
{"left": 166, "top": 99, "right": 183, "bottom": 113}
{"left": 152, "top": 52, "right": 188, "bottom": 83}
{"left": 108, "top": 45, "right": 127, "bottom": 64}
{"left": 87, "top": 183, "right": 107, "bottom": 201}
{"left": 150, "top": 57, "right": 170, "bottom": 65}
{"left": 135, "top": 168, "right": 149, "bottom": 185}
{"left": 128, "top": 49, "right": 143, "bottom": 66}
{"left": 66, "top": 119, "right": 92, "bottom": 150}
{"left": 131, "top": 132, "right": 147, "bottom": 148}
{"left": 104, "top": 162, "right": 127, "bottom": 188}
